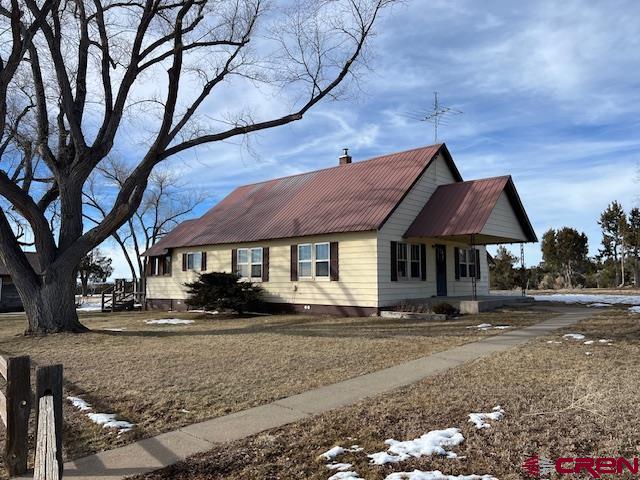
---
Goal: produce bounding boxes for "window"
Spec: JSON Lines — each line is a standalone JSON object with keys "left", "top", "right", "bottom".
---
{"left": 298, "top": 244, "right": 313, "bottom": 278}
{"left": 410, "top": 244, "right": 421, "bottom": 278}
{"left": 238, "top": 247, "right": 263, "bottom": 280}
{"left": 397, "top": 243, "right": 408, "bottom": 278}
{"left": 186, "top": 252, "right": 202, "bottom": 271}
{"left": 162, "top": 255, "right": 171, "bottom": 275}
{"left": 315, "top": 243, "right": 329, "bottom": 278}
{"left": 459, "top": 248, "right": 477, "bottom": 278}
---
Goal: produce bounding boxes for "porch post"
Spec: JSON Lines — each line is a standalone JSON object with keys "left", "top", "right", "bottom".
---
{"left": 470, "top": 234, "right": 477, "bottom": 301}
{"left": 520, "top": 243, "right": 526, "bottom": 297}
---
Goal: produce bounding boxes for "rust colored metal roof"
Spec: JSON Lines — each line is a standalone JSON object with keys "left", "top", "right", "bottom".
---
{"left": 404, "top": 175, "right": 537, "bottom": 242}
{"left": 144, "top": 144, "right": 451, "bottom": 255}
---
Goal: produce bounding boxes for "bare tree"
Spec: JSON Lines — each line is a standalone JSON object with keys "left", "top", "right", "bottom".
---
{"left": 84, "top": 157, "right": 206, "bottom": 281}
{"left": 0, "top": 0, "right": 396, "bottom": 334}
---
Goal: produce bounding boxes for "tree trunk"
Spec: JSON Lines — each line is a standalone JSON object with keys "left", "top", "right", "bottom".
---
{"left": 20, "top": 272, "right": 89, "bottom": 335}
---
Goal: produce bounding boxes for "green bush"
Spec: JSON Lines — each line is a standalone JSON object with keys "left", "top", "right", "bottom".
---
{"left": 185, "top": 272, "right": 264, "bottom": 314}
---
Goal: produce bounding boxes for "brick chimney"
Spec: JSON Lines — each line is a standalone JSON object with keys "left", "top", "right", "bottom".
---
{"left": 339, "top": 148, "right": 352, "bottom": 165}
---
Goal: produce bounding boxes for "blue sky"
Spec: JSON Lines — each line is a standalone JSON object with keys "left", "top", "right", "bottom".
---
{"left": 106, "top": 0, "right": 639, "bottom": 277}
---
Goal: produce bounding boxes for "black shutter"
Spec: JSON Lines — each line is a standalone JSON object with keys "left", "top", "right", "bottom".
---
{"left": 145, "top": 258, "right": 153, "bottom": 276}
{"left": 165, "top": 255, "right": 172, "bottom": 275}
{"left": 475, "top": 248, "right": 481, "bottom": 279}
{"left": 330, "top": 242, "right": 339, "bottom": 281}
{"left": 262, "top": 247, "right": 269, "bottom": 282}
{"left": 454, "top": 247, "right": 460, "bottom": 280}
{"left": 158, "top": 256, "right": 164, "bottom": 276}
{"left": 182, "top": 253, "right": 187, "bottom": 272}
{"left": 420, "top": 244, "right": 427, "bottom": 281}
{"left": 231, "top": 249, "right": 238, "bottom": 275}
{"left": 201, "top": 251, "right": 207, "bottom": 271}
{"left": 390, "top": 241, "right": 398, "bottom": 281}
{"left": 290, "top": 245, "right": 298, "bottom": 281}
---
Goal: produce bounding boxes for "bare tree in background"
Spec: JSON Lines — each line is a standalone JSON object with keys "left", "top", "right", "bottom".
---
{"left": 0, "top": 0, "right": 397, "bottom": 334}
{"left": 84, "top": 158, "right": 206, "bottom": 282}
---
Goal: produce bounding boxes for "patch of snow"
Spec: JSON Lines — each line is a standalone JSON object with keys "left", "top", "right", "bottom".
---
{"left": 87, "top": 413, "right": 134, "bottom": 432}
{"left": 144, "top": 318, "right": 194, "bottom": 325}
{"left": 67, "top": 396, "right": 92, "bottom": 412}
{"left": 328, "top": 472, "right": 364, "bottom": 480}
{"left": 102, "top": 328, "right": 125, "bottom": 332}
{"left": 585, "top": 352, "right": 593, "bottom": 356}
{"left": 629, "top": 306, "right": 640, "bottom": 314}
{"left": 468, "top": 406, "right": 505, "bottom": 429}
{"left": 583, "top": 340, "right": 594, "bottom": 345}
{"left": 467, "top": 323, "right": 510, "bottom": 331}
{"left": 599, "top": 339, "right": 613, "bottom": 344}
{"left": 546, "top": 341, "right": 562, "bottom": 344}
{"left": 321, "top": 446, "right": 346, "bottom": 460}
{"left": 467, "top": 323, "right": 492, "bottom": 330}
{"left": 188, "top": 309, "right": 220, "bottom": 315}
{"left": 534, "top": 294, "right": 640, "bottom": 305}
{"left": 563, "top": 333, "right": 586, "bottom": 341}
{"left": 327, "top": 463, "right": 353, "bottom": 471}
{"left": 67, "top": 396, "right": 135, "bottom": 434}
{"left": 369, "top": 428, "right": 464, "bottom": 465}
{"left": 587, "top": 303, "right": 612, "bottom": 308}
{"left": 384, "top": 470, "right": 496, "bottom": 480}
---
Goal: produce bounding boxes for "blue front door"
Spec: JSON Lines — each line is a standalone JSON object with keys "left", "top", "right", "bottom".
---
{"left": 435, "top": 245, "right": 447, "bottom": 296}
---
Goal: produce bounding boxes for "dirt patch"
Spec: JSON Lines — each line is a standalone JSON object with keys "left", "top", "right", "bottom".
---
{"left": 136, "top": 307, "right": 640, "bottom": 480}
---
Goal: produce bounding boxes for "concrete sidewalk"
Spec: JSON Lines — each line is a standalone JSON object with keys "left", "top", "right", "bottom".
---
{"left": 19, "top": 308, "right": 591, "bottom": 479}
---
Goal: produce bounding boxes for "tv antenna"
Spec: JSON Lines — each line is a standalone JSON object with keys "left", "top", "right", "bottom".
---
{"left": 405, "top": 92, "right": 463, "bottom": 143}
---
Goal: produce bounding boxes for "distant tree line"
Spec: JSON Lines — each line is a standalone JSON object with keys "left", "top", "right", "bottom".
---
{"left": 490, "top": 201, "right": 640, "bottom": 290}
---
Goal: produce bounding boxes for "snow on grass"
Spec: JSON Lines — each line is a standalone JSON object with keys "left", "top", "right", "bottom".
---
{"left": 67, "top": 396, "right": 134, "bottom": 434}
{"left": 629, "top": 306, "right": 640, "bottom": 314}
{"left": 563, "top": 333, "right": 586, "bottom": 341}
{"left": 87, "top": 413, "right": 134, "bottom": 432}
{"left": 588, "top": 303, "right": 612, "bottom": 307}
{"left": 534, "top": 294, "right": 640, "bottom": 305}
{"left": 67, "top": 396, "right": 92, "bottom": 412}
{"left": 321, "top": 446, "right": 347, "bottom": 460}
{"left": 468, "top": 406, "right": 505, "bottom": 429}
{"left": 599, "top": 339, "right": 613, "bottom": 344}
{"left": 102, "top": 327, "right": 126, "bottom": 332}
{"left": 384, "top": 470, "right": 497, "bottom": 480}
{"left": 466, "top": 324, "right": 510, "bottom": 331}
{"left": 546, "top": 340, "right": 562, "bottom": 344}
{"left": 583, "top": 340, "right": 594, "bottom": 345}
{"left": 368, "top": 428, "right": 464, "bottom": 465}
{"left": 585, "top": 352, "right": 593, "bottom": 356}
{"left": 327, "top": 463, "right": 353, "bottom": 471}
{"left": 144, "top": 318, "right": 194, "bottom": 325}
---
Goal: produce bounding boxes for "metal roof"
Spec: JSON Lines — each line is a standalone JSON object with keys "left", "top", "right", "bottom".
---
{"left": 404, "top": 175, "right": 537, "bottom": 242}
{"left": 144, "top": 144, "right": 451, "bottom": 255}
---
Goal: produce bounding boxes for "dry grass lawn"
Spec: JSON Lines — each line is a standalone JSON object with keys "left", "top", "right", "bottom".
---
{"left": 137, "top": 306, "right": 640, "bottom": 480}
{"left": 0, "top": 307, "right": 549, "bottom": 475}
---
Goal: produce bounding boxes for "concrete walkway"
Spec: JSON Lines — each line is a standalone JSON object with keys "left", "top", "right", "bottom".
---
{"left": 18, "top": 307, "right": 592, "bottom": 479}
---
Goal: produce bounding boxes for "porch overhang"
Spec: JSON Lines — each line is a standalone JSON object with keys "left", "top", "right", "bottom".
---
{"left": 404, "top": 175, "right": 537, "bottom": 244}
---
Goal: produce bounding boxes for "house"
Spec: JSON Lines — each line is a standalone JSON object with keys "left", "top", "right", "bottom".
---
{"left": 142, "top": 143, "right": 537, "bottom": 315}
{"left": 0, "top": 252, "right": 40, "bottom": 312}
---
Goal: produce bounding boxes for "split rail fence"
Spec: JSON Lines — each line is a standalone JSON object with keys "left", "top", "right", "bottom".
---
{"left": 0, "top": 355, "right": 63, "bottom": 479}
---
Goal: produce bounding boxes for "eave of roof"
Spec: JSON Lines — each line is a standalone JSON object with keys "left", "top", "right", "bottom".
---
{"left": 403, "top": 175, "right": 537, "bottom": 243}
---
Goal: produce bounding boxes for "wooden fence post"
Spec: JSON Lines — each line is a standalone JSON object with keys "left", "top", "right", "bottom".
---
{"left": 36, "top": 364, "right": 63, "bottom": 478}
{"left": 5, "top": 356, "right": 31, "bottom": 476}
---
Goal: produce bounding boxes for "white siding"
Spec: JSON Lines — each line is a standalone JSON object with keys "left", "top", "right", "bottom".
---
{"left": 377, "top": 154, "right": 489, "bottom": 306}
{"left": 146, "top": 231, "right": 379, "bottom": 308}
{"left": 481, "top": 191, "right": 528, "bottom": 241}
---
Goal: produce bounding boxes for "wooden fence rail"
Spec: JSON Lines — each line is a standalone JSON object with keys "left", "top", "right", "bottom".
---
{"left": 0, "top": 355, "right": 32, "bottom": 477}
{"left": 34, "top": 364, "right": 63, "bottom": 479}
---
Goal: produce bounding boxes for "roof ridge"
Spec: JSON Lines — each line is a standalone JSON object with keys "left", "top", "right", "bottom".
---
{"left": 232, "top": 143, "right": 443, "bottom": 190}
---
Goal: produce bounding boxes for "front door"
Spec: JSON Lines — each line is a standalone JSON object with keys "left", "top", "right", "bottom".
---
{"left": 435, "top": 245, "right": 447, "bottom": 296}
